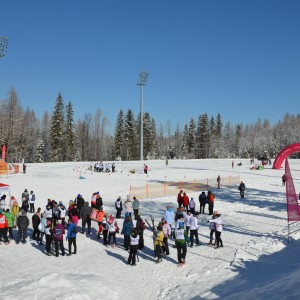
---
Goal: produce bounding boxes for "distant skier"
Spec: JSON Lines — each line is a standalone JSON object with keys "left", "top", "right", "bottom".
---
{"left": 217, "top": 175, "right": 221, "bottom": 189}
{"left": 282, "top": 174, "right": 286, "bottom": 186}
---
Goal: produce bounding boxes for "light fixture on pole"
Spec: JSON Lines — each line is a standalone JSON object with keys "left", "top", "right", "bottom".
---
{"left": 0, "top": 36, "right": 8, "bottom": 58}
{"left": 137, "top": 71, "right": 149, "bottom": 161}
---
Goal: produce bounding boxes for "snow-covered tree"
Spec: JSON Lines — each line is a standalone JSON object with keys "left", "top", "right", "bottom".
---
{"left": 49, "top": 93, "right": 65, "bottom": 162}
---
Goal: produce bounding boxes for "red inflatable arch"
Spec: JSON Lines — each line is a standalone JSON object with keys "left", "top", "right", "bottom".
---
{"left": 273, "top": 143, "right": 300, "bottom": 169}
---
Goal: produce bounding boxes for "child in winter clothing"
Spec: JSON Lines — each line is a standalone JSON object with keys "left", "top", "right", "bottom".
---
{"left": 199, "top": 191, "right": 207, "bottom": 214}
{"left": 96, "top": 207, "right": 107, "bottom": 239}
{"left": 175, "top": 220, "right": 188, "bottom": 265}
{"left": 189, "top": 213, "right": 200, "bottom": 247}
{"left": 128, "top": 228, "right": 139, "bottom": 266}
{"left": 164, "top": 206, "right": 175, "bottom": 238}
{"left": 66, "top": 218, "right": 77, "bottom": 255}
{"left": 0, "top": 209, "right": 9, "bottom": 244}
{"left": 11, "top": 201, "right": 20, "bottom": 227}
{"left": 189, "top": 198, "right": 196, "bottom": 214}
{"left": 45, "top": 220, "right": 53, "bottom": 255}
{"left": 39, "top": 213, "right": 47, "bottom": 245}
{"left": 31, "top": 211, "right": 41, "bottom": 241}
{"left": 208, "top": 211, "right": 223, "bottom": 248}
{"left": 154, "top": 225, "right": 164, "bottom": 263}
{"left": 121, "top": 215, "right": 134, "bottom": 250}
{"left": 136, "top": 215, "right": 146, "bottom": 249}
{"left": 53, "top": 219, "right": 66, "bottom": 256}
{"left": 132, "top": 196, "right": 140, "bottom": 220}
{"left": 106, "top": 215, "right": 118, "bottom": 247}
{"left": 4, "top": 209, "right": 15, "bottom": 239}
{"left": 207, "top": 191, "right": 215, "bottom": 215}
{"left": 115, "top": 196, "right": 123, "bottom": 219}
{"left": 208, "top": 212, "right": 217, "bottom": 245}
{"left": 161, "top": 218, "right": 171, "bottom": 255}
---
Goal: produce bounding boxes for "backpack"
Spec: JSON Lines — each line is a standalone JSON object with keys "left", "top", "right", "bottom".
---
{"left": 38, "top": 223, "right": 44, "bottom": 232}
{"left": 54, "top": 228, "right": 63, "bottom": 239}
{"left": 72, "top": 226, "right": 78, "bottom": 234}
{"left": 209, "top": 194, "right": 215, "bottom": 202}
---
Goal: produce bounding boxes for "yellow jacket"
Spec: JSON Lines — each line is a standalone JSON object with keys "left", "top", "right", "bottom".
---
{"left": 11, "top": 205, "right": 20, "bottom": 217}
{"left": 154, "top": 231, "right": 164, "bottom": 246}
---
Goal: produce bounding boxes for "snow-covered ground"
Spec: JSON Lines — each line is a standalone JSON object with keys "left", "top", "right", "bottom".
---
{"left": 0, "top": 159, "right": 300, "bottom": 300}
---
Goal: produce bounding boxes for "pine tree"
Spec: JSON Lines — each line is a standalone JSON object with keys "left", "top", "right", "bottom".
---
{"left": 124, "top": 109, "right": 138, "bottom": 160}
{"left": 35, "top": 139, "right": 45, "bottom": 162}
{"left": 49, "top": 93, "right": 65, "bottom": 162}
{"left": 114, "top": 110, "right": 124, "bottom": 160}
{"left": 182, "top": 124, "right": 189, "bottom": 158}
{"left": 188, "top": 118, "right": 196, "bottom": 158}
{"left": 65, "top": 101, "right": 77, "bottom": 161}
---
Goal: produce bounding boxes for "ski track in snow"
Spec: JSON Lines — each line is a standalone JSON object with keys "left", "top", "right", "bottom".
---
{"left": 0, "top": 159, "right": 299, "bottom": 300}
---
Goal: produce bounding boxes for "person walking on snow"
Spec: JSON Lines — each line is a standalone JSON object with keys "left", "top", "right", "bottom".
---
{"left": 177, "top": 190, "right": 183, "bottom": 208}
{"left": 121, "top": 215, "right": 134, "bottom": 250}
{"left": 161, "top": 217, "right": 171, "bottom": 255}
{"left": 154, "top": 225, "right": 164, "bottom": 263}
{"left": 182, "top": 192, "right": 189, "bottom": 212}
{"left": 96, "top": 207, "right": 107, "bottom": 239}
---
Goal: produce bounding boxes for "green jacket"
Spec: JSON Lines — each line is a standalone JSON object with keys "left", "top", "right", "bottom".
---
{"left": 4, "top": 212, "right": 15, "bottom": 227}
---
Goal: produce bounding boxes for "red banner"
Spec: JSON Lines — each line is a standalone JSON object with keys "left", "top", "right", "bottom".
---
{"left": 285, "top": 159, "right": 300, "bottom": 222}
{"left": 1, "top": 145, "right": 6, "bottom": 162}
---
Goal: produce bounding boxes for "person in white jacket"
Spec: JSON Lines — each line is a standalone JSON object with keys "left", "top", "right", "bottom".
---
{"left": 208, "top": 211, "right": 223, "bottom": 248}
{"left": 188, "top": 213, "right": 200, "bottom": 247}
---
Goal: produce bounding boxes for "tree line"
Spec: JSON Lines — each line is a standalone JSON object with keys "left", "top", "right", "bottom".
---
{"left": 0, "top": 87, "right": 299, "bottom": 163}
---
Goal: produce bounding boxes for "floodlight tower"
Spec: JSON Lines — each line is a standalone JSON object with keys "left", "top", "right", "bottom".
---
{"left": 0, "top": 36, "right": 8, "bottom": 58}
{"left": 137, "top": 71, "right": 149, "bottom": 161}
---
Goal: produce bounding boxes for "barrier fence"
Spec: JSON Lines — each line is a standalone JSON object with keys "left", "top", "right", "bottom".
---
{"left": 129, "top": 175, "right": 240, "bottom": 199}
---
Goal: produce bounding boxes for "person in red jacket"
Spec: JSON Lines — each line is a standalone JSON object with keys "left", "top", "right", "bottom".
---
{"left": 182, "top": 192, "right": 189, "bottom": 211}
{"left": 177, "top": 190, "right": 183, "bottom": 208}
{"left": 0, "top": 209, "right": 9, "bottom": 244}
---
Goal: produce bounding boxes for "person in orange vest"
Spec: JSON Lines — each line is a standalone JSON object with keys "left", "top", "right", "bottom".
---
{"left": 207, "top": 191, "right": 215, "bottom": 215}
{"left": 0, "top": 209, "right": 10, "bottom": 244}
{"left": 96, "top": 207, "right": 107, "bottom": 239}
{"left": 182, "top": 192, "right": 189, "bottom": 211}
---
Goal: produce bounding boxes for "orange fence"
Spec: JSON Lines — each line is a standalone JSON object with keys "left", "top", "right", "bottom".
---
{"left": 129, "top": 175, "right": 240, "bottom": 199}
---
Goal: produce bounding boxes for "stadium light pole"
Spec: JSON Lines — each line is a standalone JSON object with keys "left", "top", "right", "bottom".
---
{"left": 137, "top": 71, "right": 149, "bottom": 161}
{"left": 0, "top": 36, "right": 8, "bottom": 58}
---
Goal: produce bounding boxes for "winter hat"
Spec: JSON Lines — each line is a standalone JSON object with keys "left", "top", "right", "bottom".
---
{"left": 21, "top": 209, "right": 26, "bottom": 215}
{"left": 24, "top": 189, "right": 28, "bottom": 192}
{"left": 161, "top": 217, "right": 166, "bottom": 223}
{"left": 157, "top": 225, "right": 162, "bottom": 231}
{"left": 85, "top": 201, "right": 89, "bottom": 205}
{"left": 6, "top": 208, "right": 9, "bottom": 212}
{"left": 59, "top": 201, "right": 63, "bottom": 205}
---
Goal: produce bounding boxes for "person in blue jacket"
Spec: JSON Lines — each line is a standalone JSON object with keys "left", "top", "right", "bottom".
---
{"left": 121, "top": 215, "right": 134, "bottom": 250}
{"left": 66, "top": 218, "right": 77, "bottom": 256}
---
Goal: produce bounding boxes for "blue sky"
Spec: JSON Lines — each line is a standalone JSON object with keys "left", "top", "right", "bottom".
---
{"left": 1, "top": 0, "right": 299, "bottom": 133}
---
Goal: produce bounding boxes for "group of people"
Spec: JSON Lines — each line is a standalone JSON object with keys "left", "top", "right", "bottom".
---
{"left": 93, "top": 162, "right": 116, "bottom": 173}
{"left": 0, "top": 188, "right": 224, "bottom": 268}
{"left": 177, "top": 189, "right": 216, "bottom": 215}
